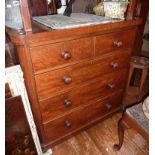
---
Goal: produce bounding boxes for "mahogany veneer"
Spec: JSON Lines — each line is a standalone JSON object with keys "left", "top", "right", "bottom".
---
{"left": 39, "top": 70, "right": 127, "bottom": 123}
{"left": 95, "top": 29, "right": 136, "bottom": 56}
{"left": 44, "top": 90, "right": 123, "bottom": 143}
{"left": 30, "top": 37, "right": 93, "bottom": 72}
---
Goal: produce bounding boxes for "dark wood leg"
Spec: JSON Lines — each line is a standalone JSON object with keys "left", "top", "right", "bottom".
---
{"left": 113, "top": 117, "right": 130, "bottom": 151}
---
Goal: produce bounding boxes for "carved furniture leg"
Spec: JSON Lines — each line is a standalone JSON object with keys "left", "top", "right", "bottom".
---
{"left": 114, "top": 115, "right": 130, "bottom": 151}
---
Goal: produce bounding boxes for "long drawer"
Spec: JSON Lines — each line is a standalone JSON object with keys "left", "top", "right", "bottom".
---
{"left": 95, "top": 29, "right": 136, "bottom": 56}
{"left": 30, "top": 37, "right": 93, "bottom": 73}
{"left": 39, "top": 69, "right": 127, "bottom": 123}
{"left": 43, "top": 90, "right": 123, "bottom": 143}
{"left": 35, "top": 50, "right": 131, "bottom": 100}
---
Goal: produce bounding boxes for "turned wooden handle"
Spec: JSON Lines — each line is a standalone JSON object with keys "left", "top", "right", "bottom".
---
{"left": 105, "top": 103, "right": 112, "bottom": 110}
{"left": 63, "top": 76, "right": 72, "bottom": 84}
{"left": 65, "top": 120, "right": 72, "bottom": 128}
{"left": 110, "top": 62, "right": 118, "bottom": 69}
{"left": 113, "top": 41, "right": 123, "bottom": 47}
{"left": 107, "top": 83, "right": 115, "bottom": 89}
{"left": 64, "top": 99, "right": 72, "bottom": 107}
{"left": 61, "top": 51, "right": 71, "bottom": 60}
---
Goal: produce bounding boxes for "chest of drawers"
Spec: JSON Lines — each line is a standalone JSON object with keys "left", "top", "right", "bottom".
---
{"left": 32, "top": 28, "right": 136, "bottom": 147}
{"left": 7, "top": 19, "right": 142, "bottom": 148}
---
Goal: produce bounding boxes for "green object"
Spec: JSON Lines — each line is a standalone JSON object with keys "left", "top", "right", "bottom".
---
{"left": 104, "top": 1, "right": 129, "bottom": 19}
{"left": 93, "top": 2, "right": 105, "bottom": 16}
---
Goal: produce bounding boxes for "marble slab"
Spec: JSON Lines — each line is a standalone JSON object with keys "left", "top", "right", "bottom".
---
{"left": 33, "top": 13, "right": 112, "bottom": 29}
{"left": 5, "top": 0, "right": 23, "bottom": 30}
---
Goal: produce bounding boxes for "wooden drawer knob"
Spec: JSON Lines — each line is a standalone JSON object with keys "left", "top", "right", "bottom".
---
{"left": 107, "top": 83, "right": 115, "bottom": 89}
{"left": 110, "top": 62, "right": 118, "bottom": 69}
{"left": 62, "top": 76, "right": 72, "bottom": 84}
{"left": 64, "top": 99, "right": 72, "bottom": 107}
{"left": 113, "top": 40, "right": 123, "bottom": 48}
{"left": 65, "top": 120, "right": 72, "bottom": 128}
{"left": 61, "top": 51, "right": 71, "bottom": 60}
{"left": 105, "top": 103, "right": 112, "bottom": 110}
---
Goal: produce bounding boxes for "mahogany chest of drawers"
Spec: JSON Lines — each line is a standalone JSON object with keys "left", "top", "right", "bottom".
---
{"left": 7, "top": 19, "right": 142, "bottom": 148}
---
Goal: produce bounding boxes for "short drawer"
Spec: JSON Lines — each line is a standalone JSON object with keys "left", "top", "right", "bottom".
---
{"left": 39, "top": 69, "right": 127, "bottom": 122}
{"left": 43, "top": 90, "right": 123, "bottom": 143}
{"left": 30, "top": 37, "right": 93, "bottom": 72}
{"left": 35, "top": 50, "right": 131, "bottom": 100}
{"left": 95, "top": 29, "right": 136, "bottom": 56}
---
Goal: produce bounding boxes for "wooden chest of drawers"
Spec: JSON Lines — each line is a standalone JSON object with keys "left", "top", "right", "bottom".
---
{"left": 7, "top": 20, "right": 141, "bottom": 148}
{"left": 31, "top": 28, "right": 136, "bottom": 147}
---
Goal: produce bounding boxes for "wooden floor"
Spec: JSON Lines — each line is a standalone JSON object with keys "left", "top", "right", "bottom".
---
{"left": 51, "top": 112, "right": 149, "bottom": 155}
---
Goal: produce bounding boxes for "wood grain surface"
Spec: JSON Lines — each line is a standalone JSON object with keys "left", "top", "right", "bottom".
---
{"left": 35, "top": 50, "right": 131, "bottom": 100}
{"left": 95, "top": 29, "right": 136, "bottom": 56}
{"left": 38, "top": 69, "right": 127, "bottom": 123}
{"left": 30, "top": 37, "right": 93, "bottom": 72}
{"left": 51, "top": 112, "right": 149, "bottom": 155}
{"left": 43, "top": 91, "right": 123, "bottom": 144}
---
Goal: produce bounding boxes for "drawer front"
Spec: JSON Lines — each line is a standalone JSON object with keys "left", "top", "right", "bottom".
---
{"left": 95, "top": 29, "right": 136, "bottom": 56}
{"left": 43, "top": 90, "right": 123, "bottom": 142}
{"left": 40, "top": 69, "right": 127, "bottom": 123}
{"left": 35, "top": 50, "right": 131, "bottom": 100}
{"left": 30, "top": 37, "right": 93, "bottom": 72}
